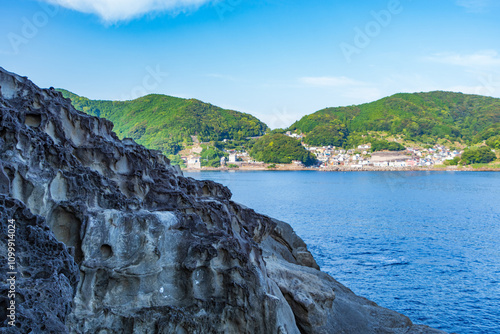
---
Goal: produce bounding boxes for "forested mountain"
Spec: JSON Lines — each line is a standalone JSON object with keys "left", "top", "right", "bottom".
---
{"left": 58, "top": 89, "right": 268, "bottom": 155}
{"left": 59, "top": 89, "right": 500, "bottom": 162}
{"left": 289, "top": 91, "right": 500, "bottom": 146}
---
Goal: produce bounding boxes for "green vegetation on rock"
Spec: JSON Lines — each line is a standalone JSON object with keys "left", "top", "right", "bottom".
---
{"left": 250, "top": 134, "right": 316, "bottom": 166}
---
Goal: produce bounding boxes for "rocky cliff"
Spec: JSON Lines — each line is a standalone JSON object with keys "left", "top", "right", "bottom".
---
{"left": 0, "top": 67, "right": 446, "bottom": 334}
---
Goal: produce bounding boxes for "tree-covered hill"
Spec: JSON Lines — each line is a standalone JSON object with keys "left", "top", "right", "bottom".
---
{"left": 250, "top": 133, "right": 316, "bottom": 166}
{"left": 289, "top": 91, "right": 500, "bottom": 146}
{"left": 57, "top": 89, "right": 268, "bottom": 155}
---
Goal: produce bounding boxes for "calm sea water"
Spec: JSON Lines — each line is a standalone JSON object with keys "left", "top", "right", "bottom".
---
{"left": 185, "top": 171, "right": 500, "bottom": 334}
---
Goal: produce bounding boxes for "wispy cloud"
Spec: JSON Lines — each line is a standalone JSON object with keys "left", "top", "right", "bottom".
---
{"left": 448, "top": 84, "right": 499, "bottom": 97}
{"left": 299, "top": 76, "right": 366, "bottom": 87}
{"left": 39, "top": 0, "right": 215, "bottom": 22}
{"left": 456, "top": 0, "right": 497, "bottom": 12}
{"left": 425, "top": 50, "right": 500, "bottom": 68}
{"left": 205, "top": 73, "right": 238, "bottom": 82}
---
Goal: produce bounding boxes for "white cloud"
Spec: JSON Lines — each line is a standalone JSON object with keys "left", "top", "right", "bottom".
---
{"left": 39, "top": 0, "right": 215, "bottom": 22}
{"left": 456, "top": 0, "right": 496, "bottom": 12}
{"left": 425, "top": 50, "right": 500, "bottom": 68}
{"left": 299, "top": 76, "right": 366, "bottom": 87}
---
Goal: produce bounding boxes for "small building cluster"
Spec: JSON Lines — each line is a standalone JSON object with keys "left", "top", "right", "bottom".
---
{"left": 307, "top": 144, "right": 462, "bottom": 169}
{"left": 183, "top": 136, "right": 463, "bottom": 170}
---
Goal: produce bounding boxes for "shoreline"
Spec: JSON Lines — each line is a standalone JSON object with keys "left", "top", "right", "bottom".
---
{"left": 182, "top": 165, "right": 500, "bottom": 172}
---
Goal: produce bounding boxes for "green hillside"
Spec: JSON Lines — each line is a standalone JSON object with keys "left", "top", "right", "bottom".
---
{"left": 289, "top": 91, "right": 500, "bottom": 146}
{"left": 58, "top": 89, "right": 268, "bottom": 155}
{"left": 250, "top": 133, "right": 316, "bottom": 166}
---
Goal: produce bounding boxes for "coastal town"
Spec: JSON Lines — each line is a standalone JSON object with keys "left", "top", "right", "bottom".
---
{"left": 181, "top": 135, "right": 467, "bottom": 171}
{"left": 307, "top": 144, "right": 461, "bottom": 169}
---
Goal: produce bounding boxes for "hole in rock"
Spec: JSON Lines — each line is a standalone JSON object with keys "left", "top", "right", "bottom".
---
{"left": 47, "top": 207, "right": 83, "bottom": 263}
{"left": 25, "top": 114, "right": 42, "bottom": 127}
{"left": 100, "top": 244, "right": 113, "bottom": 259}
{"left": 202, "top": 185, "right": 210, "bottom": 196}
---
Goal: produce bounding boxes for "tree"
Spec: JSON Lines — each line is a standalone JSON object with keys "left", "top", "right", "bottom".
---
{"left": 303, "top": 120, "right": 349, "bottom": 147}
{"left": 371, "top": 139, "right": 405, "bottom": 152}
{"left": 200, "top": 146, "right": 227, "bottom": 167}
{"left": 486, "top": 136, "right": 500, "bottom": 150}
{"left": 250, "top": 133, "right": 316, "bottom": 166}
{"left": 460, "top": 147, "right": 496, "bottom": 164}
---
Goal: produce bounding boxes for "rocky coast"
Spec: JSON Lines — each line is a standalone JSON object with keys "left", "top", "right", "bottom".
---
{"left": 0, "top": 67, "right": 446, "bottom": 333}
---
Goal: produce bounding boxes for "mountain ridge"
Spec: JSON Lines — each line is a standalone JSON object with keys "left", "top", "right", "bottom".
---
{"left": 60, "top": 89, "right": 500, "bottom": 149}
{"left": 290, "top": 91, "right": 500, "bottom": 147}
{"left": 57, "top": 88, "right": 268, "bottom": 156}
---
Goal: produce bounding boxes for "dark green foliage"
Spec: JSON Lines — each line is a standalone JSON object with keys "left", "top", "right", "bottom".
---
{"left": 461, "top": 147, "right": 496, "bottom": 164}
{"left": 371, "top": 140, "right": 405, "bottom": 152}
{"left": 303, "top": 120, "right": 348, "bottom": 147}
{"left": 57, "top": 89, "right": 268, "bottom": 157}
{"left": 167, "top": 154, "right": 186, "bottom": 168}
{"left": 200, "top": 146, "right": 227, "bottom": 167}
{"left": 443, "top": 157, "right": 460, "bottom": 166}
{"left": 344, "top": 132, "right": 374, "bottom": 149}
{"left": 486, "top": 136, "right": 500, "bottom": 149}
{"left": 269, "top": 128, "right": 286, "bottom": 134}
{"left": 289, "top": 91, "right": 500, "bottom": 144}
{"left": 250, "top": 134, "right": 316, "bottom": 166}
{"left": 473, "top": 123, "right": 500, "bottom": 142}
{"left": 217, "top": 139, "right": 255, "bottom": 152}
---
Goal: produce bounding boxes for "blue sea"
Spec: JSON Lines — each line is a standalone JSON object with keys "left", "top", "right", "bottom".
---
{"left": 185, "top": 171, "right": 500, "bottom": 334}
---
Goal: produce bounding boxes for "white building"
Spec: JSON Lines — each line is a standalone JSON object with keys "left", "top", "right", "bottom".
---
{"left": 187, "top": 157, "right": 201, "bottom": 169}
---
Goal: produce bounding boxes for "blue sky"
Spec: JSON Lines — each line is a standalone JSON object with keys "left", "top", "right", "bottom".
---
{"left": 1, "top": 0, "right": 500, "bottom": 128}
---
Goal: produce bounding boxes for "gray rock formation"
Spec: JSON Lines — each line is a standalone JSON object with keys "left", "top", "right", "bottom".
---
{"left": 0, "top": 66, "right": 446, "bottom": 334}
{"left": 0, "top": 196, "right": 79, "bottom": 334}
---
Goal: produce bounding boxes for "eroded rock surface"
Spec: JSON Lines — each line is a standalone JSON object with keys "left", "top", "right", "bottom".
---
{"left": 0, "top": 67, "right": 446, "bottom": 333}
{"left": 0, "top": 196, "right": 79, "bottom": 333}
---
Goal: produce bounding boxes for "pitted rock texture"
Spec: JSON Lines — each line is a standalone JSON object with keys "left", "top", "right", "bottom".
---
{"left": 0, "top": 195, "right": 79, "bottom": 333}
{"left": 0, "top": 66, "right": 447, "bottom": 334}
